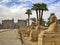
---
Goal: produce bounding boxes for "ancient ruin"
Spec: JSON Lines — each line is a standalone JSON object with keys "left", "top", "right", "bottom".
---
{"left": 0, "top": 19, "right": 27, "bottom": 29}
{"left": 19, "top": 15, "right": 60, "bottom": 45}
{"left": 38, "top": 15, "right": 60, "bottom": 45}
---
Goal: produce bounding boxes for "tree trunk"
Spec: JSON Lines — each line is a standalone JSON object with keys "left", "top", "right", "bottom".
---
{"left": 36, "top": 10, "right": 38, "bottom": 21}
{"left": 40, "top": 10, "right": 43, "bottom": 25}
{"left": 28, "top": 14, "right": 30, "bottom": 26}
{"left": 39, "top": 10, "right": 41, "bottom": 25}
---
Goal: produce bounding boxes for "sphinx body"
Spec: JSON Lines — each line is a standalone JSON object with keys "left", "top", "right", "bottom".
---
{"left": 29, "top": 21, "right": 41, "bottom": 42}
{"left": 38, "top": 15, "right": 60, "bottom": 45}
{"left": 29, "top": 21, "right": 48, "bottom": 42}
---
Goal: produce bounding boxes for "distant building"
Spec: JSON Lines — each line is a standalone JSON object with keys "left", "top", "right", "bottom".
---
{"left": 17, "top": 20, "right": 27, "bottom": 28}
{"left": 0, "top": 24, "right": 2, "bottom": 29}
{"left": 14, "top": 23, "right": 18, "bottom": 29}
{"left": 2, "top": 19, "right": 14, "bottom": 29}
{"left": 1, "top": 19, "right": 27, "bottom": 29}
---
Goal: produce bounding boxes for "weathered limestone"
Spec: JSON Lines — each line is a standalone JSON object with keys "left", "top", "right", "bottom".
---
{"left": 25, "top": 22, "right": 37, "bottom": 37}
{"left": 25, "top": 27, "right": 31, "bottom": 37}
{"left": 30, "top": 22, "right": 40, "bottom": 42}
{"left": 29, "top": 21, "right": 48, "bottom": 42}
{"left": 38, "top": 15, "right": 60, "bottom": 45}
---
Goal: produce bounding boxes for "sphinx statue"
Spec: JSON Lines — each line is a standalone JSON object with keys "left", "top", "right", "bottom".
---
{"left": 29, "top": 20, "right": 48, "bottom": 42}
{"left": 29, "top": 21, "right": 41, "bottom": 42}
{"left": 38, "top": 15, "right": 60, "bottom": 45}
{"left": 25, "top": 23, "right": 36, "bottom": 37}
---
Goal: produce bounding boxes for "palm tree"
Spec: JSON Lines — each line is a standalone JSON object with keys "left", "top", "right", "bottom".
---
{"left": 25, "top": 9, "right": 32, "bottom": 26}
{"left": 31, "top": 3, "right": 39, "bottom": 21}
{"left": 37, "top": 3, "right": 41, "bottom": 25}
{"left": 40, "top": 3, "right": 48, "bottom": 25}
{"left": 31, "top": 3, "right": 48, "bottom": 26}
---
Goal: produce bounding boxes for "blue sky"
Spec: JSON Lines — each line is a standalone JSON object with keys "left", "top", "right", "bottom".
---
{"left": 0, "top": 0, "right": 60, "bottom": 23}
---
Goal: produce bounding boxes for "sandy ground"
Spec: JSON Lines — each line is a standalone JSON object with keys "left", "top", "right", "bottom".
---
{"left": 0, "top": 29, "right": 22, "bottom": 45}
{"left": 23, "top": 37, "right": 38, "bottom": 45}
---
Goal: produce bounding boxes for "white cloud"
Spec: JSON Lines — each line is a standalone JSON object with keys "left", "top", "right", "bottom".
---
{"left": 0, "top": 0, "right": 60, "bottom": 23}
{"left": 43, "top": 1, "right": 60, "bottom": 21}
{"left": 2, "top": 0, "right": 9, "bottom": 2}
{"left": 0, "top": 0, "right": 10, "bottom": 4}
{"left": 0, "top": 4, "right": 28, "bottom": 23}
{"left": 19, "top": 0, "right": 58, "bottom": 4}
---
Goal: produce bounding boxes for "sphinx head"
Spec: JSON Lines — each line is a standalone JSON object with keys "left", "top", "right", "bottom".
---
{"left": 50, "top": 15, "right": 57, "bottom": 23}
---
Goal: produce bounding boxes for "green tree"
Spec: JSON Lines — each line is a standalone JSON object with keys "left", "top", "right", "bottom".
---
{"left": 40, "top": 3, "right": 48, "bottom": 25}
{"left": 41, "top": 19, "right": 46, "bottom": 26}
{"left": 25, "top": 9, "right": 32, "bottom": 26}
{"left": 32, "top": 3, "right": 48, "bottom": 25}
{"left": 31, "top": 3, "right": 39, "bottom": 21}
{"left": 57, "top": 19, "right": 60, "bottom": 24}
{"left": 30, "top": 17, "right": 36, "bottom": 22}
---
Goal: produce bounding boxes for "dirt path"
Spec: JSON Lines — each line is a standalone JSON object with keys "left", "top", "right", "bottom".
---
{"left": 0, "top": 29, "right": 22, "bottom": 45}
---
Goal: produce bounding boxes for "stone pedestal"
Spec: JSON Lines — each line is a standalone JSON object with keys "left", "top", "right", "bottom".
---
{"left": 30, "top": 30, "right": 39, "bottom": 41}
{"left": 38, "top": 31, "right": 60, "bottom": 45}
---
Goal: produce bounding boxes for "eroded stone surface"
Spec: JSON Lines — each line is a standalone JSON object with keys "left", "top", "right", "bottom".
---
{"left": 38, "top": 15, "right": 60, "bottom": 45}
